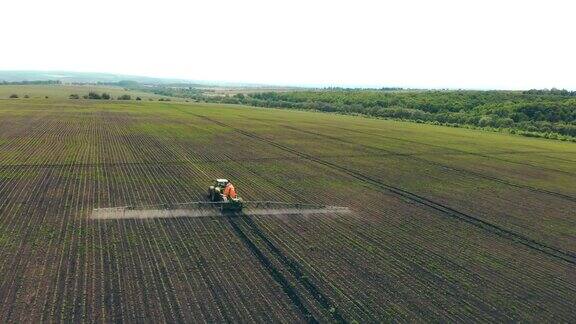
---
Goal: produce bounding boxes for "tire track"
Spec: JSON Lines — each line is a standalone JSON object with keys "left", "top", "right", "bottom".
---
{"left": 341, "top": 127, "right": 576, "bottom": 176}
{"left": 238, "top": 214, "right": 348, "bottom": 323}
{"left": 282, "top": 125, "right": 576, "bottom": 203}
{"left": 0, "top": 154, "right": 415, "bottom": 170}
{"left": 3, "top": 148, "right": 571, "bottom": 173}
{"left": 225, "top": 215, "right": 319, "bottom": 324}
{"left": 191, "top": 113, "right": 576, "bottom": 265}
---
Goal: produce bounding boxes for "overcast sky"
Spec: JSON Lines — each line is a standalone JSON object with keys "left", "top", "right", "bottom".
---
{"left": 1, "top": 0, "right": 575, "bottom": 89}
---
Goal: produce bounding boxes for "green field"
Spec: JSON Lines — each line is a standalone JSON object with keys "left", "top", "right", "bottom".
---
{"left": 0, "top": 95, "right": 575, "bottom": 322}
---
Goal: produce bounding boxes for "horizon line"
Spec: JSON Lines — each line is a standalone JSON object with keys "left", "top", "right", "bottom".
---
{"left": 0, "top": 69, "right": 575, "bottom": 92}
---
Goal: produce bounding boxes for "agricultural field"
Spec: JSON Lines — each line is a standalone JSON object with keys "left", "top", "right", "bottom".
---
{"left": 0, "top": 84, "right": 176, "bottom": 101}
{"left": 0, "top": 96, "right": 575, "bottom": 322}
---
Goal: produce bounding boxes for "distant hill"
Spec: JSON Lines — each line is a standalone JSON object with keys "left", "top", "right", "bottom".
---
{"left": 0, "top": 70, "right": 275, "bottom": 88}
{"left": 0, "top": 70, "right": 191, "bottom": 84}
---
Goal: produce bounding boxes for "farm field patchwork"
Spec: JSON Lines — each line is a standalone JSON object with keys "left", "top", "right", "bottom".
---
{"left": 0, "top": 98, "right": 575, "bottom": 322}
{"left": 0, "top": 84, "right": 176, "bottom": 101}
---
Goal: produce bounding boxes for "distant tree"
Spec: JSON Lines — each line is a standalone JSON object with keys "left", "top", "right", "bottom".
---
{"left": 45, "top": 96, "right": 49, "bottom": 99}
{"left": 88, "top": 92, "right": 101, "bottom": 99}
{"left": 498, "top": 117, "right": 515, "bottom": 128}
{"left": 135, "top": 97, "right": 142, "bottom": 101}
{"left": 23, "top": 95, "right": 30, "bottom": 98}
{"left": 117, "top": 94, "right": 131, "bottom": 100}
{"left": 478, "top": 116, "right": 493, "bottom": 127}
{"left": 69, "top": 94, "right": 80, "bottom": 99}
{"left": 101, "top": 93, "right": 111, "bottom": 100}
{"left": 82, "top": 95, "right": 88, "bottom": 99}
{"left": 9, "top": 94, "right": 18, "bottom": 98}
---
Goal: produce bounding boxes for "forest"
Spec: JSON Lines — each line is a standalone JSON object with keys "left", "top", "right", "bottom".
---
{"left": 209, "top": 89, "right": 576, "bottom": 141}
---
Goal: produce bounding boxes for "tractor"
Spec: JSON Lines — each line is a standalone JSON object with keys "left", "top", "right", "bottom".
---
{"left": 208, "top": 179, "right": 243, "bottom": 212}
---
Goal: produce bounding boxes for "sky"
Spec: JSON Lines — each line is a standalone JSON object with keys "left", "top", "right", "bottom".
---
{"left": 1, "top": 0, "right": 575, "bottom": 89}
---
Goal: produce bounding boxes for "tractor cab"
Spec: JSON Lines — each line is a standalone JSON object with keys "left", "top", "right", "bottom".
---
{"left": 209, "top": 179, "right": 228, "bottom": 201}
{"left": 208, "top": 178, "right": 243, "bottom": 212}
{"left": 215, "top": 179, "right": 229, "bottom": 188}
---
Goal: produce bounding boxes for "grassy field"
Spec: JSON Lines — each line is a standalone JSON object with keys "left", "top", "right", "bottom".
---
{"left": 0, "top": 96, "right": 575, "bottom": 322}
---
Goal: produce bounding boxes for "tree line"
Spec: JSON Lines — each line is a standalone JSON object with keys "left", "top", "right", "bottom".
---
{"left": 205, "top": 90, "right": 576, "bottom": 141}
{"left": 68, "top": 92, "right": 141, "bottom": 100}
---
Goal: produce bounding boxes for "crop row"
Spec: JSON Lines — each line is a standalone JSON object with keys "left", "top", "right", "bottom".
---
{"left": 0, "top": 102, "right": 575, "bottom": 322}
{"left": 0, "top": 108, "right": 307, "bottom": 322}
{"left": 179, "top": 107, "right": 574, "bottom": 322}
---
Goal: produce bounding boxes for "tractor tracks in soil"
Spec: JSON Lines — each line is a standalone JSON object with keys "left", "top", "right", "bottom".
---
{"left": 341, "top": 126, "right": 576, "bottom": 176}
{"left": 2, "top": 152, "right": 522, "bottom": 171}
{"left": 187, "top": 112, "right": 576, "bottom": 266}
{"left": 226, "top": 214, "right": 346, "bottom": 323}
{"left": 226, "top": 215, "right": 318, "bottom": 323}
{"left": 280, "top": 125, "right": 576, "bottom": 203}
